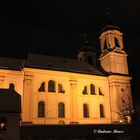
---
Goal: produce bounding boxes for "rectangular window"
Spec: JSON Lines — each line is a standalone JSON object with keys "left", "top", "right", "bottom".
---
{"left": 58, "top": 103, "right": 65, "bottom": 118}
{"left": 83, "top": 104, "right": 89, "bottom": 118}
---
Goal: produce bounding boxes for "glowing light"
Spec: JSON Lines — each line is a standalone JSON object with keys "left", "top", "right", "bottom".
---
{"left": 120, "top": 120, "right": 123, "bottom": 123}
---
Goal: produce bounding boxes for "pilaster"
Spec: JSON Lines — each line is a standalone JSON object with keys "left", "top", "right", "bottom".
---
{"left": 0, "top": 76, "right": 5, "bottom": 88}
{"left": 22, "top": 73, "right": 33, "bottom": 123}
{"left": 69, "top": 79, "right": 78, "bottom": 124}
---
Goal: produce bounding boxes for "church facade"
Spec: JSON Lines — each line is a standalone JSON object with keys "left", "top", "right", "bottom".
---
{"left": 0, "top": 26, "right": 133, "bottom": 124}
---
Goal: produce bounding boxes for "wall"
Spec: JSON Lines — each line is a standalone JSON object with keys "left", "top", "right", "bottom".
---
{"left": 23, "top": 68, "right": 111, "bottom": 124}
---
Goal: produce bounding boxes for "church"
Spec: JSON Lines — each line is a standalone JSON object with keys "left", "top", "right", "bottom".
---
{"left": 0, "top": 25, "right": 133, "bottom": 125}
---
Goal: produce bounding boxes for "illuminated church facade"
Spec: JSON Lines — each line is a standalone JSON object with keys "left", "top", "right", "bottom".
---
{"left": 0, "top": 26, "right": 133, "bottom": 124}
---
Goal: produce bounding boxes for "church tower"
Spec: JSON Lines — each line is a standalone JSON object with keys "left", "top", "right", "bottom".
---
{"left": 77, "top": 34, "right": 96, "bottom": 67}
{"left": 99, "top": 25, "right": 133, "bottom": 123}
{"left": 99, "top": 25, "right": 128, "bottom": 74}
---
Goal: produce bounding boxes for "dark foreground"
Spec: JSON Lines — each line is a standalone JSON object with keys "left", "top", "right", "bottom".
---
{"left": 20, "top": 124, "right": 140, "bottom": 140}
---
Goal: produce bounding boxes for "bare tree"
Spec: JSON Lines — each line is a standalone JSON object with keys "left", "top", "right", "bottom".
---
{"left": 44, "top": 111, "right": 51, "bottom": 125}
{"left": 116, "top": 91, "right": 134, "bottom": 124}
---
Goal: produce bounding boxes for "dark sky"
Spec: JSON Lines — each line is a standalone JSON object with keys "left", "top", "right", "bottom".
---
{"left": 0, "top": 0, "right": 140, "bottom": 105}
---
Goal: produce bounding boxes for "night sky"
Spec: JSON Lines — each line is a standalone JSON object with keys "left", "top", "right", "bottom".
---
{"left": 0, "top": 0, "right": 140, "bottom": 106}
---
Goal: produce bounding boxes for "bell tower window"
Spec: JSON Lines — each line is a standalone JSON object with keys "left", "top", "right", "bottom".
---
{"left": 115, "top": 37, "right": 120, "bottom": 48}
{"left": 103, "top": 39, "right": 108, "bottom": 51}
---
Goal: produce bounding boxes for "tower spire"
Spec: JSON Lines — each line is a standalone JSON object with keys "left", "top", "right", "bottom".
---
{"left": 105, "top": 8, "right": 113, "bottom": 26}
{"left": 77, "top": 33, "right": 97, "bottom": 67}
{"left": 106, "top": 8, "right": 111, "bottom": 24}
{"left": 81, "top": 33, "right": 89, "bottom": 47}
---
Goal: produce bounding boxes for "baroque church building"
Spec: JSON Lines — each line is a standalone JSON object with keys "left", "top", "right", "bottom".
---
{"left": 0, "top": 25, "right": 133, "bottom": 125}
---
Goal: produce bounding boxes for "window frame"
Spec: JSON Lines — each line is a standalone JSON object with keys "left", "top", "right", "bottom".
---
{"left": 58, "top": 83, "right": 65, "bottom": 93}
{"left": 48, "top": 80, "right": 56, "bottom": 92}
{"left": 99, "top": 104, "right": 105, "bottom": 118}
{"left": 83, "top": 103, "right": 89, "bottom": 118}
{"left": 90, "top": 84, "right": 96, "bottom": 95}
{"left": 38, "top": 82, "right": 46, "bottom": 92}
{"left": 58, "top": 102, "right": 65, "bottom": 118}
{"left": 82, "top": 86, "right": 88, "bottom": 95}
{"left": 38, "top": 101, "right": 45, "bottom": 118}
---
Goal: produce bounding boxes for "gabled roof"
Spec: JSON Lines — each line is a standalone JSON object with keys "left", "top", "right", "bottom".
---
{"left": 25, "top": 53, "right": 104, "bottom": 76}
{"left": 0, "top": 56, "right": 25, "bottom": 70}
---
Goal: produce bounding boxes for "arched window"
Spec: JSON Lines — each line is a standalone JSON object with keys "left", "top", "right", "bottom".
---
{"left": 103, "top": 39, "right": 108, "bottom": 51}
{"left": 90, "top": 84, "right": 95, "bottom": 95}
{"left": 58, "top": 103, "right": 65, "bottom": 118}
{"left": 38, "top": 82, "right": 45, "bottom": 92}
{"left": 100, "top": 104, "right": 105, "bottom": 118}
{"left": 58, "top": 120, "right": 65, "bottom": 125}
{"left": 115, "top": 37, "right": 120, "bottom": 48}
{"left": 99, "top": 87, "right": 104, "bottom": 95}
{"left": 83, "top": 103, "right": 89, "bottom": 118}
{"left": 58, "top": 84, "right": 65, "bottom": 93}
{"left": 82, "top": 86, "right": 88, "bottom": 95}
{"left": 38, "top": 101, "right": 45, "bottom": 118}
{"left": 48, "top": 80, "right": 55, "bottom": 92}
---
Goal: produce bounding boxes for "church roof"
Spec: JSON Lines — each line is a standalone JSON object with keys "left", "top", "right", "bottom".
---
{"left": 25, "top": 53, "right": 104, "bottom": 76}
{"left": 100, "top": 25, "right": 121, "bottom": 34}
{"left": 76, "top": 45, "right": 95, "bottom": 54}
{"left": 0, "top": 56, "right": 25, "bottom": 70}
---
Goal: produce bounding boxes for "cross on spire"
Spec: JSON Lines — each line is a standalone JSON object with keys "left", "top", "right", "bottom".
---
{"left": 82, "top": 33, "right": 89, "bottom": 47}
{"left": 105, "top": 8, "right": 113, "bottom": 25}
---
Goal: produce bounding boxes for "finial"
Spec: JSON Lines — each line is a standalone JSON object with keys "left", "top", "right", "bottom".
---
{"left": 82, "top": 33, "right": 89, "bottom": 46}
{"left": 106, "top": 8, "right": 111, "bottom": 16}
{"left": 105, "top": 8, "right": 112, "bottom": 25}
